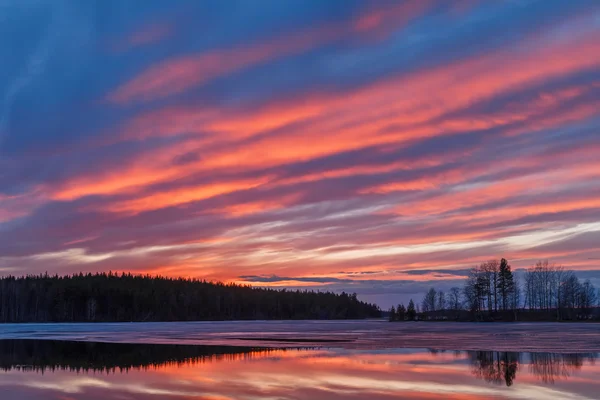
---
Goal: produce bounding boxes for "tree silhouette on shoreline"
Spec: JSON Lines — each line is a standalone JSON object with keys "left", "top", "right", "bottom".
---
{"left": 0, "top": 273, "right": 381, "bottom": 322}
{"left": 390, "top": 258, "right": 598, "bottom": 322}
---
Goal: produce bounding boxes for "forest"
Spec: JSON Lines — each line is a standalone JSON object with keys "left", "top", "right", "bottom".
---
{"left": 390, "top": 259, "right": 600, "bottom": 322}
{"left": 0, "top": 273, "right": 381, "bottom": 322}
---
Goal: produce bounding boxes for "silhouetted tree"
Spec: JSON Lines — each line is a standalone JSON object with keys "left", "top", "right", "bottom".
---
{"left": 448, "top": 287, "right": 462, "bottom": 310}
{"left": 407, "top": 299, "right": 416, "bottom": 321}
{"left": 436, "top": 290, "right": 446, "bottom": 311}
{"left": 464, "top": 264, "right": 491, "bottom": 314}
{"left": 418, "top": 258, "right": 597, "bottom": 322}
{"left": 498, "top": 258, "right": 515, "bottom": 311}
{"left": 581, "top": 280, "right": 597, "bottom": 312}
{"left": 525, "top": 260, "right": 563, "bottom": 311}
{"left": 521, "top": 261, "right": 598, "bottom": 319}
{"left": 422, "top": 288, "right": 437, "bottom": 312}
{"left": 397, "top": 304, "right": 406, "bottom": 321}
{"left": 510, "top": 274, "right": 521, "bottom": 320}
{"left": 389, "top": 306, "right": 396, "bottom": 322}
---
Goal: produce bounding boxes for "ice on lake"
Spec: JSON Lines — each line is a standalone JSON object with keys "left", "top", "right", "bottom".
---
{"left": 0, "top": 320, "right": 599, "bottom": 352}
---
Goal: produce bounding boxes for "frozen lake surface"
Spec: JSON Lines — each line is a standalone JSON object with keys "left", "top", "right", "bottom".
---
{"left": 0, "top": 320, "right": 599, "bottom": 352}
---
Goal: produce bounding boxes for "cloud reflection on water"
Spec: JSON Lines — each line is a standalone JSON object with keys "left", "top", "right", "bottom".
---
{"left": 0, "top": 340, "right": 597, "bottom": 400}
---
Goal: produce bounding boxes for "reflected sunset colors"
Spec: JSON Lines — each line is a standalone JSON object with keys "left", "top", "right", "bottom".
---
{"left": 0, "top": 340, "right": 598, "bottom": 400}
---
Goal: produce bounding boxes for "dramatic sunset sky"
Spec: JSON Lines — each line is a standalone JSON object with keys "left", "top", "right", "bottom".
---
{"left": 1, "top": 0, "right": 599, "bottom": 307}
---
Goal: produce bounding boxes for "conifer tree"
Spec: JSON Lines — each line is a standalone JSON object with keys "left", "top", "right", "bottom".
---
{"left": 397, "top": 304, "right": 406, "bottom": 321}
{"left": 499, "top": 258, "right": 515, "bottom": 311}
{"left": 407, "top": 299, "right": 416, "bottom": 321}
{"left": 389, "top": 306, "right": 396, "bottom": 322}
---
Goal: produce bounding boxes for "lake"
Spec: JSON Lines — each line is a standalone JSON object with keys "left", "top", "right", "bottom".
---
{"left": 0, "top": 321, "right": 598, "bottom": 399}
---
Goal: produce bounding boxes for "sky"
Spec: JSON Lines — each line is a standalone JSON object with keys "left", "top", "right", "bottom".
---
{"left": 0, "top": 0, "right": 599, "bottom": 308}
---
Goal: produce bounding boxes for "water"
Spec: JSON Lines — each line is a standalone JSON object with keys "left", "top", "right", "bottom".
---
{"left": 0, "top": 340, "right": 597, "bottom": 399}
{"left": 0, "top": 321, "right": 599, "bottom": 399}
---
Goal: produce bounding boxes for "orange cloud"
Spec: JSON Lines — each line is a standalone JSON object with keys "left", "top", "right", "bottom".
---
{"left": 107, "top": 176, "right": 273, "bottom": 214}
{"left": 70, "top": 20, "right": 598, "bottom": 210}
{"left": 185, "top": 31, "right": 600, "bottom": 172}
{"left": 207, "top": 192, "right": 302, "bottom": 217}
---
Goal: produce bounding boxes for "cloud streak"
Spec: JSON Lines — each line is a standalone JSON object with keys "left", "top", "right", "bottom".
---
{"left": 1, "top": 0, "right": 599, "bottom": 307}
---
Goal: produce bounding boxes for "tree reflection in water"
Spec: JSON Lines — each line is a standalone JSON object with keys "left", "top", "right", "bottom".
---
{"left": 467, "top": 350, "right": 597, "bottom": 386}
{"left": 0, "top": 339, "right": 280, "bottom": 373}
{"left": 468, "top": 351, "right": 520, "bottom": 386}
{"left": 528, "top": 352, "right": 597, "bottom": 384}
{"left": 2, "top": 339, "right": 598, "bottom": 393}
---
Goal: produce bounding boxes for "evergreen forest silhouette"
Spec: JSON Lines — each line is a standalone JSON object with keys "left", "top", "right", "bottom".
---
{"left": 0, "top": 272, "right": 381, "bottom": 322}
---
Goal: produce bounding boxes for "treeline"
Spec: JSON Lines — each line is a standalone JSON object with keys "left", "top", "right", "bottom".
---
{"left": 0, "top": 273, "right": 381, "bottom": 322}
{"left": 389, "top": 259, "right": 599, "bottom": 322}
{"left": 389, "top": 299, "right": 417, "bottom": 321}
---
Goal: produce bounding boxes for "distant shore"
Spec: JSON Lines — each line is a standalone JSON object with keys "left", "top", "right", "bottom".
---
{"left": 387, "top": 308, "right": 600, "bottom": 323}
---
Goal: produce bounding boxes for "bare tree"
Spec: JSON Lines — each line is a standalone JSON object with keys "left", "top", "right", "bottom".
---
{"left": 436, "top": 291, "right": 446, "bottom": 311}
{"left": 419, "top": 258, "right": 595, "bottom": 322}
{"left": 464, "top": 272, "right": 478, "bottom": 312}
{"left": 560, "top": 272, "right": 581, "bottom": 311}
{"left": 524, "top": 261, "right": 571, "bottom": 312}
{"left": 449, "top": 287, "right": 462, "bottom": 310}
{"left": 422, "top": 288, "right": 437, "bottom": 312}
{"left": 481, "top": 260, "right": 499, "bottom": 312}
{"left": 510, "top": 275, "right": 521, "bottom": 310}
{"left": 581, "top": 280, "right": 597, "bottom": 311}
{"left": 464, "top": 265, "right": 490, "bottom": 312}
